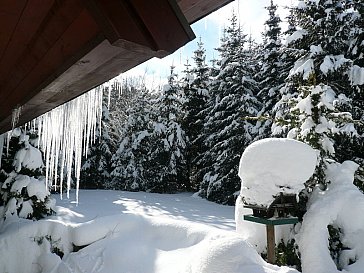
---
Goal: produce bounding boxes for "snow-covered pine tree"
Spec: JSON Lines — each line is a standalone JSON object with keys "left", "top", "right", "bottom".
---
{"left": 282, "top": 0, "right": 360, "bottom": 92}
{"left": 108, "top": 78, "right": 142, "bottom": 152}
{"left": 256, "top": 0, "right": 284, "bottom": 139}
{"left": 277, "top": 83, "right": 356, "bottom": 189}
{"left": 339, "top": 0, "right": 364, "bottom": 190}
{"left": 271, "top": 4, "right": 310, "bottom": 138}
{"left": 110, "top": 87, "right": 152, "bottom": 191}
{"left": 269, "top": 2, "right": 362, "bottom": 264}
{"left": 348, "top": 0, "right": 363, "bottom": 68}
{"left": 273, "top": 0, "right": 362, "bottom": 173}
{"left": 80, "top": 90, "right": 113, "bottom": 189}
{"left": 146, "top": 67, "right": 188, "bottom": 193}
{"left": 0, "top": 128, "right": 55, "bottom": 221}
{"left": 199, "top": 14, "right": 260, "bottom": 205}
{"left": 182, "top": 39, "right": 210, "bottom": 191}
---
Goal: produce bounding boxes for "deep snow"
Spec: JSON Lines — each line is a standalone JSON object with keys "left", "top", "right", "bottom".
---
{"left": 1, "top": 140, "right": 364, "bottom": 273}
{"left": 0, "top": 190, "right": 298, "bottom": 273}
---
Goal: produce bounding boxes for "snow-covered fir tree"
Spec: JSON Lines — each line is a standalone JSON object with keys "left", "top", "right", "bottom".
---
{"left": 275, "top": 83, "right": 357, "bottom": 189}
{"left": 339, "top": 0, "right": 364, "bottom": 189}
{"left": 110, "top": 87, "right": 152, "bottom": 191}
{"left": 256, "top": 0, "right": 284, "bottom": 139}
{"left": 0, "top": 128, "right": 55, "bottom": 221}
{"left": 146, "top": 67, "right": 188, "bottom": 193}
{"left": 80, "top": 91, "right": 113, "bottom": 189}
{"left": 108, "top": 78, "right": 142, "bottom": 151}
{"left": 271, "top": 1, "right": 363, "bottom": 264}
{"left": 273, "top": 0, "right": 363, "bottom": 160}
{"left": 182, "top": 39, "right": 211, "bottom": 191}
{"left": 199, "top": 14, "right": 260, "bottom": 205}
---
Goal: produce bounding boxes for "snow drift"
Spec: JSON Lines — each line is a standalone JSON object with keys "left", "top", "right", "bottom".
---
{"left": 0, "top": 200, "right": 298, "bottom": 273}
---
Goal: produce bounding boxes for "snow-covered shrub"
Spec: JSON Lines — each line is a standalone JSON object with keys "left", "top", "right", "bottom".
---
{"left": 0, "top": 129, "right": 55, "bottom": 221}
{"left": 275, "top": 239, "right": 301, "bottom": 270}
{"left": 298, "top": 160, "right": 364, "bottom": 273}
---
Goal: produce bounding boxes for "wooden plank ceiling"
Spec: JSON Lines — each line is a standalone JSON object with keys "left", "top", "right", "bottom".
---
{"left": 0, "top": 0, "right": 233, "bottom": 133}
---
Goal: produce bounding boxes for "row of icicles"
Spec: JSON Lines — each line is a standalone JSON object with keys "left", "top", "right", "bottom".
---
{"left": 0, "top": 81, "right": 121, "bottom": 203}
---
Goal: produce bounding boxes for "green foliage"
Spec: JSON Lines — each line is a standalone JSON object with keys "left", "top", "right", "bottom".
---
{"left": 182, "top": 39, "right": 210, "bottom": 191}
{"left": 354, "top": 164, "right": 364, "bottom": 192}
{"left": 275, "top": 239, "right": 301, "bottom": 271}
{"left": 328, "top": 225, "right": 355, "bottom": 270}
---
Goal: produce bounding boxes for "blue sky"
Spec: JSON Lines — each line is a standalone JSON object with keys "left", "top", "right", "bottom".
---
{"left": 119, "top": 0, "right": 296, "bottom": 89}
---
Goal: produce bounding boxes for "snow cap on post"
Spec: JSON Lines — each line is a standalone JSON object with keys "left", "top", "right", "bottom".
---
{"left": 239, "top": 138, "right": 318, "bottom": 207}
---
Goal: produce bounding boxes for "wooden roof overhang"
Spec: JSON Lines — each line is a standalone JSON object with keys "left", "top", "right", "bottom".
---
{"left": 0, "top": 0, "right": 233, "bottom": 133}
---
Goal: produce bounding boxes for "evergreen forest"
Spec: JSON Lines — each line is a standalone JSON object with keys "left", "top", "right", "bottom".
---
{"left": 0, "top": 1, "right": 363, "bottom": 269}
{"left": 1, "top": 0, "right": 363, "bottom": 216}
{"left": 78, "top": 0, "right": 364, "bottom": 206}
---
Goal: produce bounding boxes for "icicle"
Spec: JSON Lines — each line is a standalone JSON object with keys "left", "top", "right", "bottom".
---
{"left": 33, "top": 85, "right": 104, "bottom": 203}
{"left": 118, "top": 78, "right": 123, "bottom": 98}
{"left": 0, "top": 133, "right": 4, "bottom": 168}
{"left": 108, "top": 84, "right": 112, "bottom": 109}
{"left": 6, "top": 131, "right": 11, "bottom": 156}
{"left": 11, "top": 105, "right": 22, "bottom": 130}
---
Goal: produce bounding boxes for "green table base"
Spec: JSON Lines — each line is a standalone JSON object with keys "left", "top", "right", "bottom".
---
{"left": 243, "top": 214, "right": 299, "bottom": 226}
{"left": 243, "top": 214, "right": 299, "bottom": 264}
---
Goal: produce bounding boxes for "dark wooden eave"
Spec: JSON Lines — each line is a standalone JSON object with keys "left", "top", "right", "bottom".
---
{"left": 0, "top": 0, "right": 233, "bottom": 134}
{"left": 178, "top": 0, "right": 234, "bottom": 24}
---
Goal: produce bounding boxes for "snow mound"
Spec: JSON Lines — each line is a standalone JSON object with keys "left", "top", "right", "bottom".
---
{"left": 0, "top": 213, "right": 298, "bottom": 273}
{"left": 239, "top": 138, "right": 317, "bottom": 207}
{"left": 299, "top": 160, "right": 364, "bottom": 273}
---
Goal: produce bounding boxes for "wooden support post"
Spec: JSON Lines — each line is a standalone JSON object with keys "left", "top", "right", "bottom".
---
{"left": 266, "top": 224, "right": 275, "bottom": 264}
{"left": 243, "top": 214, "right": 299, "bottom": 264}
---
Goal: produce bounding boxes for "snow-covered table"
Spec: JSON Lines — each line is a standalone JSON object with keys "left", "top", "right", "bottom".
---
{"left": 243, "top": 214, "right": 299, "bottom": 263}
{"left": 237, "top": 138, "right": 317, "bottom": 263}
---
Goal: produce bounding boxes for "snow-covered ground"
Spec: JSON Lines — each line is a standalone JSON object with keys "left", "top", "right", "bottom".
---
{"left": 0, "top": 190, "right": 297, "bottom": 273}
{"left": 2, "top": 141, "right": 364, "bottom": 273}
{"left": 55, "top": 190, "right": 236, "bottom": 230}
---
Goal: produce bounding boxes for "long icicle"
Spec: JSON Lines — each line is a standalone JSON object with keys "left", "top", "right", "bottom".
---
{"left": 33, "top": 84, "right": 106, "bottom": 203}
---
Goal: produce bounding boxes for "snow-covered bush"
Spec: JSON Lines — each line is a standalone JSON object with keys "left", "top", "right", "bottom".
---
{"left": 0, "top": 129, "right": 55, "bottom": 221}
{"left": 236, "top": 138, "right": 364, "bottom": 272}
